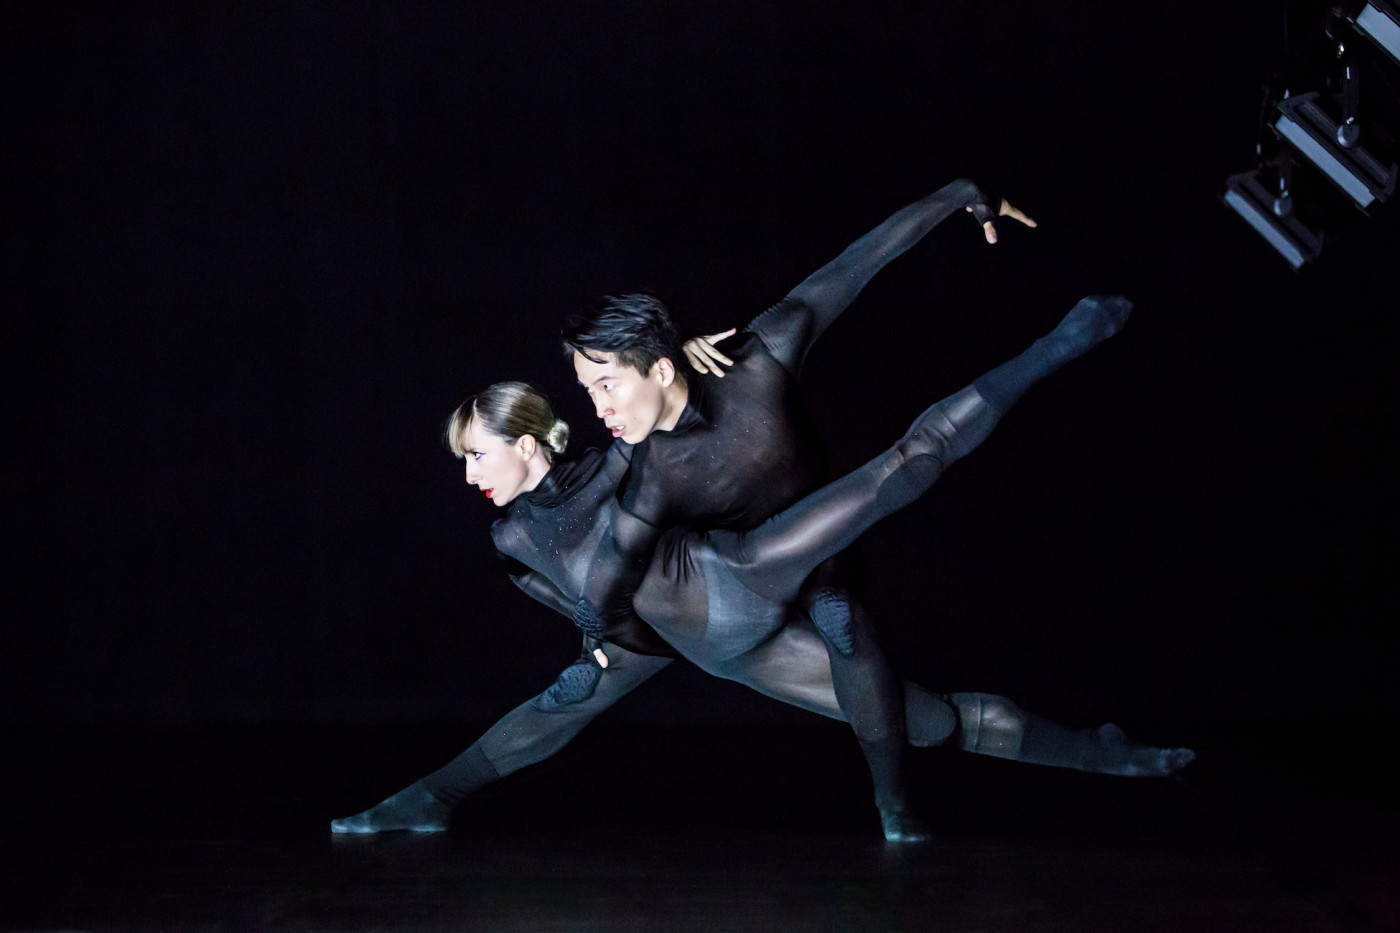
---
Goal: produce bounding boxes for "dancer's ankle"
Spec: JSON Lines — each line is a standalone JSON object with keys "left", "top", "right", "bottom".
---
{"left": 329, "top": 780, "right": 451, "bottom": 834}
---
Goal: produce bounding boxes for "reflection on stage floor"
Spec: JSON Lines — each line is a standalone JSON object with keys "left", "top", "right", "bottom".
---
{"left": 2, "top": 726, "right": 1395, "bottom": 932}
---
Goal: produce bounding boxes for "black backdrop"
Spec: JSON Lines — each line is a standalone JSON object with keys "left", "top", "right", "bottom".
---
{"left": 6, "top": 1, "right": 1397, "bottom": 734}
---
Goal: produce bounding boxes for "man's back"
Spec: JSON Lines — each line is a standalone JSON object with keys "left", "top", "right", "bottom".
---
{"left": 620, "top": 330, "right": 831, "bottom": 532}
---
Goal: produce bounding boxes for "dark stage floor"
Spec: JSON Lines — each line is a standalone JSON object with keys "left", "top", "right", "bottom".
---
{"left": 2, "top": 726, "right": 1396, "bottom": 932}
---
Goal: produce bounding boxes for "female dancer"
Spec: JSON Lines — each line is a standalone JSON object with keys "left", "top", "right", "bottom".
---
{"left": 333, "top": 295, "right": 1193, "bottom": 841}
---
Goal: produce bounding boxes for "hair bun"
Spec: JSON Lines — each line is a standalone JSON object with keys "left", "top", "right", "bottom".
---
{"left": 546, "top": 418, "right": 570, "bottom": 454}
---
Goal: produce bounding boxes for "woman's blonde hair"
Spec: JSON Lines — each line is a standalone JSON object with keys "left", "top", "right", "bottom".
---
{"left": 446, "top": 381, "right": 570, "bottom": 458}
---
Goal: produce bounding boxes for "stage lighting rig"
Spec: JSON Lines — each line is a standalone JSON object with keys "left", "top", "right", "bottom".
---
{"left": 1223, "top": 2, "right": 1400, "bottom": 267}
{"left": 1225, "top": 160, "right": 1326, "bottom": 268}
{"left": 1274, "top": 85, "right": 1397, "bottom": 211}
{"left": 1348, "top": 0, "right": 1400, "bottom": 65}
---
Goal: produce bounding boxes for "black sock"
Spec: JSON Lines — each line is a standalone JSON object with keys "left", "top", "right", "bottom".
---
{"left": 973, "top": 295, "right": 1133, "bottom": 414}
{"left": 422, "top": 741, "right": 500, "bottom": 808}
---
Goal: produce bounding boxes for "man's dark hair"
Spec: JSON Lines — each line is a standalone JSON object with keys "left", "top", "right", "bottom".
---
{"left": 562, "top": 293, "right": 685, "bottom": 380}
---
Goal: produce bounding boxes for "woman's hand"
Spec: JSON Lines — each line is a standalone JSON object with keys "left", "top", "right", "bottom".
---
{"left": 682, "top": 328, "right": 737, "bottom": 377}
{"left": 966, "top": 191, "right": 1037, "bottom": 244}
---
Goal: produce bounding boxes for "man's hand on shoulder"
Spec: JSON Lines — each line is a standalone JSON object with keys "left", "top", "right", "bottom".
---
{"left": 682, "top": 328, "right": 737, "bottom": 377}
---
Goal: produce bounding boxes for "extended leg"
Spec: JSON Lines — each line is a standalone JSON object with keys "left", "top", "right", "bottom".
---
{"left": 723, "top": 386, "right": 997, "bottom": 606}
{"left": 707, "top": 621, "right": 1192, "bottom": 773}
{"left": 711, "top": 617, "right": 959, "bottom": 747}
{"left": 949, "top": 693, "right": 1195, "bottom": 776}
{"left": 971, "top": 295, "right": 1133, "bottom": 414}
{"left": 330, "top": 645, "right": 672, "bottom": 833}
{"left": 721, "top": 295, "right": 1135, "bottom": 607}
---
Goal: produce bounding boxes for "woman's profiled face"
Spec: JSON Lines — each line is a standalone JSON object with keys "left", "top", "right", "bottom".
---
{"left": 459, "top": 419, "right": 534, "bottom": 507}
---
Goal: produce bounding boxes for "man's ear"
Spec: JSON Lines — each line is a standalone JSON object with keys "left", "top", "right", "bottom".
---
{"left": 653, "top": 356, "right": 677, "bottom": 388}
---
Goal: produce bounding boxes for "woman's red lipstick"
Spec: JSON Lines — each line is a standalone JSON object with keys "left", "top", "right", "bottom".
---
{"left": 483, "top": 488, "right": 494, "bottom": 499}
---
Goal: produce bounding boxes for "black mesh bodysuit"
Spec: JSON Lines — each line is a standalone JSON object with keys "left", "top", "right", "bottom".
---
{"left": 331, "top": 296, "right": 1194, "bottom": 838}
{"left": 489, "top": 442, "right": 674, "bottom": 659}
{"left": 329, "top": 189, "right": 1194, "bottom": 835}
{"left": 577, "top": 180, "right": 1009, "bottom": 828}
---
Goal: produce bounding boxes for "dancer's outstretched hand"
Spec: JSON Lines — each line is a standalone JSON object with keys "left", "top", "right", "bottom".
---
{"left": 683, "top": 328, "right": 737, "bottom": 377}
{"left": 966, "top": 195, "right": 1037, "bottom": 244}
{"left": 584, "top": 635, "right": 611, "bottom": 668}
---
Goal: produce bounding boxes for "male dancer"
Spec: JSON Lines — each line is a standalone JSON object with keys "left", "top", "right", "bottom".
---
{"left": 565, "top": 179, "right": 1035, "bottom": 841}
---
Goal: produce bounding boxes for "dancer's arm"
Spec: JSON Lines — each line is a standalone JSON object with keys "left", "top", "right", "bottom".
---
{"left": 508, "top": 568, "right": 574, "bottom": 618}
{"left": 510, "top": 568, "right": 656, "bottom": 668}
{"left": 750, "top": 179, "right": 1035, "bottom": 377}
{"left": 571, "top": 506, "right": 664, "bottom": 645}
{"left": 506, "top": 562, "right": 603, "bottom": 660}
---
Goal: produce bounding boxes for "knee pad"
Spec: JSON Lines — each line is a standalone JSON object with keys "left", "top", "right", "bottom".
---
{"left": 939, "top": 386, "right": 1000, "bottom": 461}
{"left": 949, "top": 692, "right": 1026, "bottom": 759}
{"left": 533, "top": 658, "right": 603, "bottom": 710}
{"left": 874, "top": 452, "right": 943, "bottom": 515}
{"left": 875, "top": 388, "right": 1001, "bottom": 515}
{"left": 571, "top": 597, "right": 606, "bottom": 640}
{"left": 904, "top": 684, "right": 958, "bottom": 746}
{"left": 810, "top": 589, "right": 855, "bottom": 657}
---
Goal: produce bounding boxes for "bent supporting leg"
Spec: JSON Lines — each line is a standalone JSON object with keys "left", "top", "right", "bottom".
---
{"left": 330, "top": 646, "right": 672, "bottom": 833}
{"left": 949, "top": 692, "right": 1195, "bottom": 777}
{"left": 818, "top": 596, "right": 926, "bottom": 842}
{"left": 709, "top": 612, "right": 956, "bottom": 843}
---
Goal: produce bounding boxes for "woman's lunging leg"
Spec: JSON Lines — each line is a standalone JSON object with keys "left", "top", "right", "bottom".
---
{"left": 330, "top": 647, "right": 672, "bottom": 833}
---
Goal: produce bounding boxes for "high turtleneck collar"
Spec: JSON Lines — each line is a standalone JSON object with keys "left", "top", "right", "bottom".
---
{"left": 517, "top": 449, "right": 607, "bottom": 509}
{"left": 665, "top": 373, "right": 709, "bottom": 437}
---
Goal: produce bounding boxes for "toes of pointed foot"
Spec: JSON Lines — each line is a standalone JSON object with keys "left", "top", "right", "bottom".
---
{"left": 882, "top": 813, "right": 933, "bottom": 844}
{"left": 1096, "top": 723, "right": 1129, "bottom": 743}
{"left": 885, "top": 828, "right": 932, "bottom": 844}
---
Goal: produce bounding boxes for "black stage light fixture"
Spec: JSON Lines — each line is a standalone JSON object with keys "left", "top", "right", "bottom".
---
{"left": 1274, "top": 89, "right": 1399, "bottom": 211}
{"left": 1224, "top": 167, "right": 1325, "bottom": 268}
{"left": 1349, "top": 0, "right": 1400, "bottom": 65}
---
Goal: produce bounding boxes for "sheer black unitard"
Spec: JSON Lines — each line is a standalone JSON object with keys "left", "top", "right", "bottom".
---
{"left": 332, "top": 297, "right": 1193, "bottom": 836}
{"left": 329, "top": 181, "right": 1195, "bottom": 834}
{"left": 579, "top": 178, "right": 1000, "bottom": 638}
{"left": 490, "top": 442, "right": 674, "bottom": 658}
{"left": 572, "top": 179, "right": 1009, "bottom": 826}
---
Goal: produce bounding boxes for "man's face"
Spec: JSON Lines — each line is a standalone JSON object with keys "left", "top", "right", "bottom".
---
{"left": 573, "top": 350, "right": 668, "bottom": 444}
